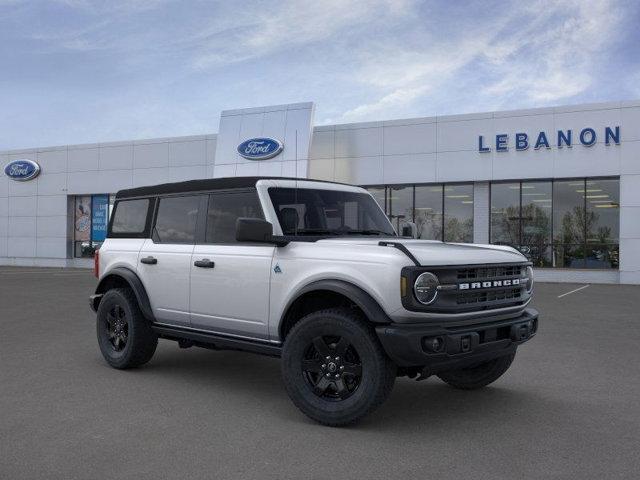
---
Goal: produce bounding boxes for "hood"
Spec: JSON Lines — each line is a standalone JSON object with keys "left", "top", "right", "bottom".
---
{"left": 316, "top": 237, "right": 527, "bottom": 266}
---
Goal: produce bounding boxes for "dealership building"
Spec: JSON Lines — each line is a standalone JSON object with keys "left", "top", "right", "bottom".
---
{"left": 1, "top": 100, "right": 639, "bottom": 284}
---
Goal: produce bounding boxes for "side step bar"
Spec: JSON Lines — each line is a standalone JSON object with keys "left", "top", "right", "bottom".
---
{"left": 152, "top": 324, "right": 282, "bottom": 358}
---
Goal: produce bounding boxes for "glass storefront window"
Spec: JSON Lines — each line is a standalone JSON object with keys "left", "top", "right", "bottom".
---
{"left": 388, "top": 186, "right": 413, "bottom": 233}
{"left": 444, "top": 184, "right": 473, "bottom": 243}
{"left": 74, "top": 196, "right": 92, "bottom": 257}
{"left": 364, "top": 183, "right": 474, "bottom": 241}
{"left": 414, "top": 185, "right": 442, "bottom": 240}
{"left": 585, "top": 178, "right": 619, "bottom": 269}
{"left": 490, "top": 183, "right": 520, "bottom": 246}
{"left": 74, "top": 194, "right": 115, "bottom": 258}
{"left": 521, "top": 181, "right": 552, "bottom": 267}
{"left": 489, "top": 178, "right": 619, "bottom": 269}
{"left": 553, "top": 180, "right": 587, "bottom": 268}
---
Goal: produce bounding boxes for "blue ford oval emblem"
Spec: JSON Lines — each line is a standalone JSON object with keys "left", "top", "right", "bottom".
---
{"left": 237, "top": 137, "right": 283, "bottom": 160}
{"left": 4, "top": 159, "right": 41, "bottom": 181}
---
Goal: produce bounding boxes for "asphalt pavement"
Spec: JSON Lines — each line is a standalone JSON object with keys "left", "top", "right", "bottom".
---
{"left": 1, "top": 267, "right": 639, "bottom": 479}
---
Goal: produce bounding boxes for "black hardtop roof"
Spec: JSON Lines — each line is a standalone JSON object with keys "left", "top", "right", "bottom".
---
{"left": 115, "top": 176, "right": 353, "bottom": 199}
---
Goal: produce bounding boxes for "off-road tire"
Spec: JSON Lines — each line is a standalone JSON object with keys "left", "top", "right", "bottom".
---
{"left": 437, "top": 352, "right": 515, "bottom": 390}
{"left": 96, "top": 288, "right": 158, "bottom": 369}
{"left": 282, "top": 308, "right": 396, "bottom": 427}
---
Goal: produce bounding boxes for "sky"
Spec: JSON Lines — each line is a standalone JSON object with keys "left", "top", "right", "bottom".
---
{"left": 1, "top": 0, "right": 639, "bottom": 150}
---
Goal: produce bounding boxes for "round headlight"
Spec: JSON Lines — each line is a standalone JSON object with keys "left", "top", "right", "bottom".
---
{"left": 414, "top": 272, "right": 439, "bottom": 305}
{"left": 525, "top": 266, "right": 534, "bottom": 293}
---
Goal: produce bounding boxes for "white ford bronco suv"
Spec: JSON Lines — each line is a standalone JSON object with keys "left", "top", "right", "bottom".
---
{"left": 90, "top": 177, "right": 538, "bottom": 426}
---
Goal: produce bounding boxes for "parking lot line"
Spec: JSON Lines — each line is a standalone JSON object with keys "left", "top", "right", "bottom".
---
{"left": 557, "top": 284, "right": 590, "bottom": 298}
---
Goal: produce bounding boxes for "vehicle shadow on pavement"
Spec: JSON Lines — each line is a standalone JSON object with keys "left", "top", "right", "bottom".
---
{"left": 125, "top": 342, "right": 557, "bottom": 432}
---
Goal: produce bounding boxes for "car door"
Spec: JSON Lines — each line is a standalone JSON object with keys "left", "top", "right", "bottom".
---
{"left": 189, "top": 189, "right": 274, "bottom": 340}
{"left": 137, "top": 194, "right": 203, "bottom": 326}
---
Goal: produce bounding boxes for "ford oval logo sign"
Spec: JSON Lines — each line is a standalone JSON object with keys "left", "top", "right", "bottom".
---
{"left": 4, "top": 159, "right": 41, "bottom": 181}
{"left": 237, "top": 137, "right": 283, "bottom": 160}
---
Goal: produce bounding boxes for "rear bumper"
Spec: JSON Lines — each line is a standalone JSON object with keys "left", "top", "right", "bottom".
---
{"left": 376, "top": 308, "right": 538, "bottom": 370}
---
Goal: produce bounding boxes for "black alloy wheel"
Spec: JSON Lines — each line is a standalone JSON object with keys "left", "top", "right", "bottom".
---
{"left": 105, "top": 304, "right": 129, "bottom": 352}
{"left": 302, "top": 335, "right": 363, "bottom": 401}
{"left": 96, "top": 288, "right": 158, "bottom": 369}
{"left": 282, "top": 308, "right": 396, "bottom": 426}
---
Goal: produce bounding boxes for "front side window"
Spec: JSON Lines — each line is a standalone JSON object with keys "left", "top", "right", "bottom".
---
{"left": 206, "top": 191, "right": 264, "bottom": 243}
{"left": 154, "top": 196, "right": 200, "bottom": 244}
{"left": 269, "top": 188, "right": 395, "bottom": 237}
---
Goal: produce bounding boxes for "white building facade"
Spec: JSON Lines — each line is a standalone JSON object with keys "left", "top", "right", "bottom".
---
{"left": 1, "top": 100, "right": 639, "bottom": 284}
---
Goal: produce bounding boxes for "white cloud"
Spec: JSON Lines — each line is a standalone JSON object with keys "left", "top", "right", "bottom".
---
{"left": 191, "top": 0, "right": 413, "bottom": 69}
{"left": 482, "top": 0, "right": 621, "bottom": 105}
{"left": 334, "top": 0, "right": 625, "bottom": 122}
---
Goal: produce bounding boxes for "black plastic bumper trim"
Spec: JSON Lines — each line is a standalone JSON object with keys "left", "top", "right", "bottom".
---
{"left": 375, "top": 308, "right": 538, "bottom": 368}
{"left": 89, "top": 294, "right": 103, "bottom": 313}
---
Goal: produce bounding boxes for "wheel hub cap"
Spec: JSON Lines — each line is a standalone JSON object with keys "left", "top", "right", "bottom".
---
{"left": 301, "top": 335, "right": 363, "bottom": 401}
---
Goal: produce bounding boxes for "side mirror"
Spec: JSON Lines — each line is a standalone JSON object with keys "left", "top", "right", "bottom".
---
{"left": 236, "top": 218, "right": 288, "bottom": 246}
{"left": 401, "top": 222, "right": 417, "bottom": 239}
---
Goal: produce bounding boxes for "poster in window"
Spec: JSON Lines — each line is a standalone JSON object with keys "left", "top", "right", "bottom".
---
{"left": 75, "top": 196, "right": 91, "bottom": 242}
{"left": 91, "top": 194, "right": 109, "bottom": 242}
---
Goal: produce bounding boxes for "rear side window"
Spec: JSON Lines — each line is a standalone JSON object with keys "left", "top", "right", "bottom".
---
{"left": 154, "top": 195, "right": 200, "bottom": 244}
{"left": 110, "top": 199, "right": 150, "bottom": 234}
{"left": 206, "top": 191, "right": 263, "bottom": 243}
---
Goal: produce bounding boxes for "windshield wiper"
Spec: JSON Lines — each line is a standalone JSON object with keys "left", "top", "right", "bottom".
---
{"left": 339, "top": 229, "right": 393, "bottom": 236}
{"left": 287, "top": 228, "right": 335, "bottom": 235}
{"left": 286, "top": 228, "right": 394, "bottom": 237}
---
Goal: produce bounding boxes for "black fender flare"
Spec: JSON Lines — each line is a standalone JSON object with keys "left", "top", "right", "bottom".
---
{"left": 94, "top": 267, "right": 155, "bottom": 322}
{"left": 281, "top": 279, "right": 392, "bottom": 332}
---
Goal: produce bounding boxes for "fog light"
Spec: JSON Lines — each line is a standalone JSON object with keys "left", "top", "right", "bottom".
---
{"left": 424, "top": 336, "right": 444, "bottom": 353}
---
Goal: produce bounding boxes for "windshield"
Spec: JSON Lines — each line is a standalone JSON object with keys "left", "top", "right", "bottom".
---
{"left": 268, "top": 187, "right": 396, "bottom": 237}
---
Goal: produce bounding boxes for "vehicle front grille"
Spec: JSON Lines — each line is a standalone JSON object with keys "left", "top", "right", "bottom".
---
{"left": 406, "top": 262, "right": 531, "bottom": 313}
{"left": 456, "top": 265, "right": 524, "bottom": 281}
{"left": 457, "top": 287, "right": 522, "bottom": 305}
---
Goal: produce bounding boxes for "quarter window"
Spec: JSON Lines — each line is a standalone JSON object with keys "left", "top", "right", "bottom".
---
{"left": 154, "top": 196, "right": 200, "bottom": 244}
{"left": 111, "top": 198, "right": 149, "bottom": 235}
{"left": 206, "top": 191, "right": 263, "bottom": 243}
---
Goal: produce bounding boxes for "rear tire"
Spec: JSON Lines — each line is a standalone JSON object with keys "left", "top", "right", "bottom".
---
{"left": 437, "top": 353, "right": 515, "bottom": 390}
{"left": 282, "top": 308, "right": 396, "bottom": 427}
{"left": 96, "top": 288, "right": 158, "bottom": 369}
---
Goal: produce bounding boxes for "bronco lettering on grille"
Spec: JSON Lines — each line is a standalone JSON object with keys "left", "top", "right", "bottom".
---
{"left": 458, "top": 279, "right": 520, "bottom": 290}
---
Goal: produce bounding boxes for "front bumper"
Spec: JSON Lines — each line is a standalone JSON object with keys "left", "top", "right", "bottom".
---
{"left": 376, "top": 308, "right": 538, "bottom": 370}
{"left": 89, "top": 294, "right": 103, "bottom": 313}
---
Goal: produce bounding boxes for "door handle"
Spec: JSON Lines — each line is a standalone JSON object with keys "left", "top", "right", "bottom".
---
{"left": 140, "top": 256, "right": 158, "bottom": 265}
{"left": 194, "top": 259, "right": 215, "bottom": 268}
